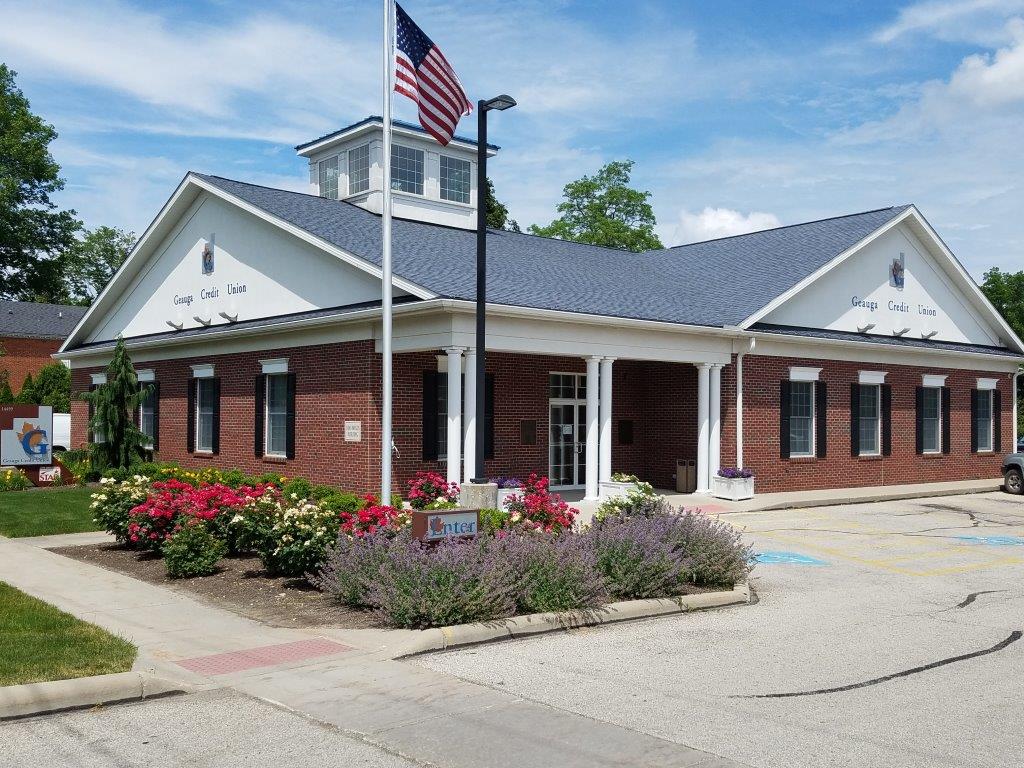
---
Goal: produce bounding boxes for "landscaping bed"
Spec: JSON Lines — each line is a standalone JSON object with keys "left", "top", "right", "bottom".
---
{"left": 53, "top": 544, "right": 377, "bottom": 629}
{"left": 0, "top": 581, "right": 136, "bottom": 686}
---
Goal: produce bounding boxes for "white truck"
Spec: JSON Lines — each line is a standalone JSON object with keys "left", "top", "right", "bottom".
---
{"left": 51, "top": 412, "right": 71, "bottom": 452}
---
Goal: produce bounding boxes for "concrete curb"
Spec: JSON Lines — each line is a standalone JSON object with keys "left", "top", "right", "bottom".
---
{"left": 397, "top": 582, "right": 751, "bottom": 657}
{"left": 0, "top": 671, "right": 189, "bottom": 720}
{"left": 750, "top": 484, "right": 1002, "bottom": 512}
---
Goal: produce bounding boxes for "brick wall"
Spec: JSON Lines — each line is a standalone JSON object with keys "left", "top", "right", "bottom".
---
{"left": 1, "top": 336, "right": 62, "bottom": 392}
{"left": 739, "top": 354, "right": 1011, "bottom": 492}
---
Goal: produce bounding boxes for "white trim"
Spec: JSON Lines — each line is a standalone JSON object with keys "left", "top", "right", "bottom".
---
{"left": 295, "top": 119, "right": 498, "bottom": 159}
{"left": 788, "top": 379, "right": 816, "bottom": 458}
{"left": 191, "top": 364, "right": 214, "bottom": 379}
{"left": 260, "top": 358, "right": 289, "bottom": 375}
{"left": 136, "top": 369, "right": 155, "bottom": 382}
{"left": 921, "top": 386, "right": 943, "bottom": 454}
{"left": 976, "top": 377, "right": 998, "bottom": 391}
{"left": 922, "top": 374, "right": 947, "bottom": 387}
{"left": 263, "top": 371, "right": 288, "bottom": 459}
{"left": 856, "top": 382, "right": 882, "bottom": 457}
{"left": 789, "top": 366, "right": 821, "bottom": 382}
{"left": 976, "top": 388, "right": 995, "bottom": 453}
{"left": 858, "top": 370, "right": 887, "bottom": 385}
{"left": 90, "top": 373, "right": 107, "bottom": 385}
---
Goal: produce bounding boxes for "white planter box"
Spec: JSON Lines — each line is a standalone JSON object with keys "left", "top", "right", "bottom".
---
{"left": 496, "top": 488, "right": 523, "bottom": 509}
{"left": 599, "top": 481, "right": 639, "bottom": 500}
{"left": 711, "top": 475, "right": 754, "bottom": 501}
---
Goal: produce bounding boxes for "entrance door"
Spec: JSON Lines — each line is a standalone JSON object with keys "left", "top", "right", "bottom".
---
{"left": 549, "top": 373, "right": 588, "bottom": 488}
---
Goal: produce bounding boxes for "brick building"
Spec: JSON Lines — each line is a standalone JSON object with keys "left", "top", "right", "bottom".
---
{"left": 57, "top": 118, "right": 1023, "bottom": 496}
{"left": 2, "top": 300, "right": 86, "bottom": 393}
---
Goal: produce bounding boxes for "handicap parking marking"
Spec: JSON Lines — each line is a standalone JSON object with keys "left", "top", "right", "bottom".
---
{"left": 753, "top": 550, "right": 829, "bottom": 566}
{"left": 954, "top": 535, "right": 1024, "bottom": 546}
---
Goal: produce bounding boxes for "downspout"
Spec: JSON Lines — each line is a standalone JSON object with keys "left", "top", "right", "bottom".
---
{"left": 1014, "top": 367, "right": 1022, "bottom": 450}
{"left": 736, "top": 337, "right": 755, "bottom": 469}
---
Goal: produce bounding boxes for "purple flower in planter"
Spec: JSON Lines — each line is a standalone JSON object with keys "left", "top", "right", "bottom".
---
{"left": 491, "top": 476, "right": 523, "bottom": 489}
{"left": 717, "top": 467, "right": 754, "bottom": 479}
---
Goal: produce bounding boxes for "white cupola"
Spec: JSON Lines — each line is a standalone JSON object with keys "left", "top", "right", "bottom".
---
{"left": 295, "top": 116, "right": 498, "bottom": 230}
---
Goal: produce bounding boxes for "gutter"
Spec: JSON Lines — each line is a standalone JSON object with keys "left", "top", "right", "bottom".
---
{"left": 735, "top": 337, "right": 756, "bottom": 469}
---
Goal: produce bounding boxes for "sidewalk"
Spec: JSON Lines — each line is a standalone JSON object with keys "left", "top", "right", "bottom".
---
{"left": 0, "top": 534, "right": 749, "bottom": 767}
{"left": 571, "top": 478, "right": 1003, "bottom": 522}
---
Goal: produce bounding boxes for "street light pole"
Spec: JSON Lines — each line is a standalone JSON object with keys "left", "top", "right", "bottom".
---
{"left": 472, "top": 95, "right": 515, "bottom": 484}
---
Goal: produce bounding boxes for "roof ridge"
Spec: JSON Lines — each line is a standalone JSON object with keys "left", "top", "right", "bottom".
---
{"left": 660, "top": 204, "right": 911, "bottom": 252}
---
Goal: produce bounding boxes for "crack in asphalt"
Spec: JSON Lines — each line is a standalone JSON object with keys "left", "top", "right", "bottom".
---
{"left": 951, "top": 590, "right": 1005, "bottom": 609}
{"left": 732, "top": 631, "right": 1022, "bottom": 699}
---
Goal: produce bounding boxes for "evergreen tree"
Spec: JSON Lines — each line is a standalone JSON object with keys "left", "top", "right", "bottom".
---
{"left": 82, "top": 337, "right": 150, "bottom": 470}
{"left": 0, "top": 375, "right": 13, "bottom": 404}
{"left": 484, "top": 178, "right": 519, "bottom": 232}
{"left": 32, "top": 361, "right": 71, "bottom": 412}
{"left": 14, "top": 373, "right": 36, "bottom": 404}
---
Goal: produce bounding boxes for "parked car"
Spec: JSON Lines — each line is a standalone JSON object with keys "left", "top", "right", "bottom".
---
{"left": 1018, "top": 436, "right": 1024, "bottom": 453}
{"left": 51, "top": 412, "right": 71, "bottom": 452}
{"left": 1003, "top": 452, "right": 1024, "bottom": 494}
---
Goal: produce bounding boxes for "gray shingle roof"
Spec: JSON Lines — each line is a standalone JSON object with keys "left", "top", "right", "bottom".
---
{"left": 1, "top": 300, "right": 87, "bottom": 340}
{"left": 196, "top": 174, "right": 910, "bottom": 329}
{"left": 752, "top": 323, "right": 1021, "bottom": 358}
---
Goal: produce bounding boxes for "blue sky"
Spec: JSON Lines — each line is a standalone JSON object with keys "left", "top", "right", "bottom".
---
{"left": 3, "top": 0, "right": 1023, "bottom": 276}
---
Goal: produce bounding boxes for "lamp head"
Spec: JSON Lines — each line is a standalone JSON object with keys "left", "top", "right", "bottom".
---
{"left": 482, "top": 94, "right": 517, "bottom": 112}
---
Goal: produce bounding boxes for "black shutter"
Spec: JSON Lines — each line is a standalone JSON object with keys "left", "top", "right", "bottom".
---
{"left": 850, "top": 383, "right": 860, "bottom": 457}
{"left": 87, "top": 383, "right": 97, "bottom": 443}
{"left": 211, "top": 378, "right": 221, "bottom": 455}
{"left": 815, "top": 381, "right": 828, "bottom": 458}
{"left": 422, "top": 371, "right": 439, "bottom": 461}
{"left": 186, "top": 379, "right": 196, "bottom": 453}
{"left": 881, "top": 384, "right": 892, "bottom": 457}
{"left": 915, "top": 386, "right": 924, "bottom": 455}
{"left": 285, "top": 372, "right": 296, "bottom": 460}
{"left": 970, "top": 389, "right": 979, "bottom": 454}
{"left": 779, "top": 380, "right": 791, "bottom": 459}
{"left": 484, "top": 372, "right": 495, "bottom": 460}
{"left": 941, "top": 386, "right": 951, "bottom": 454}
{"left": 150, "top": 382, "right": 160, "bottom": 451}
{"left": 254, "top": 375, "right": 265, "bottom": 457}
{"left": 994, "top": 390, "right": 1003, "bottom": 453}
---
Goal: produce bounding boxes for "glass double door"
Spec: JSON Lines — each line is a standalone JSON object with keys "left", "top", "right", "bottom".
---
{"left": 549, "top": 373, "right": 588, "bottom": 489}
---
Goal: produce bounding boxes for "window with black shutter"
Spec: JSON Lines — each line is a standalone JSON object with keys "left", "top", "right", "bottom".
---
{"left": 814, "top": 381, "right": 828, "bottom": 458}
{"left": 422, "top": 371, "right": 440, "bottom": 461}
{"left": 254, "top": 375, "right": 265, "bottom": 457}
{"left": 484, "top": 373, "right": 495, "bottom": 460}
{"left": 186, "top": 379, "right": 196, "bottom": 453}
{"left": 941, "top": 386, "right": 951, "bottom": 454}
{"left": 779, "top": 380, "right": 792, "bottom": 459}
{"left": 285, "top": 372, "right": 296, "bottom": 460}
{"left": 881, "top": 384, "right": 892, "bottom": 456}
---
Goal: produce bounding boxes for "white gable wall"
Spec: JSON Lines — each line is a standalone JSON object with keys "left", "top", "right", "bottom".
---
{"left": 762, "top": 223, "right": 1003, "bottom": 346}
{"left": 86, "top": 192, "right": 400, "bottom": 343}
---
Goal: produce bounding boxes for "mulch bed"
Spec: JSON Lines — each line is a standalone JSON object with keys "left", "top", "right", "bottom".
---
{"left": 51, "top": 544, "right": 379, "bottom": 630}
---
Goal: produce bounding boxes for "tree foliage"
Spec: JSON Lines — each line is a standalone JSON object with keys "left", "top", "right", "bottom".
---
{"left": 59, "top": 225, "right": 135, "bottom": 305}
{"left": 0, "top": 64, "right": 81, "bottom": 300}
{"left": 484, "top": 177, "right": 519, "bottom": 232}
{"left": 14, "top": 373, "right": 35, "bottom": 404}
{"left": 529, "top": 160, "right": 663, "bottom": 252}
{"left": 30, "top": 362, "right": 71, "bottom": 411}
{"left": 981, "top": 268, "right": 1024, "bottom": 342}
{"left": 82, "top": 337, "right": 150, "bottom": 470}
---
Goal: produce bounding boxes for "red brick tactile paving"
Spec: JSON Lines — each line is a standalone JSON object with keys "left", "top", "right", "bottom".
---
{"left": 175, "top": 638, "right": 353, "bottom": 676}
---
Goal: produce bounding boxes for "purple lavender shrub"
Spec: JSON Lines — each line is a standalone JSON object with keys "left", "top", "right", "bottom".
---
{"left": 500, "top": 534, "right": 606, "bottom": 613}
{"left": 674, "top": 509, "right": 753, "bottom": 587}
{"left": 585, "top": 514, "right": 693, "bottom": 599}
{"left": 312, "top": 530, "right": 395, "bottom": 608}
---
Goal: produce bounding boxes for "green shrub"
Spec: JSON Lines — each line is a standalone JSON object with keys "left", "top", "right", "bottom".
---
{"left": 60, "top": 447, "right": 97, "bottom": 484}
{"left": 90, "top": 475, "right": 151, "bottom": 544}
{"left": 257, "top": 500, "right": 338, "bottom": 577}
{"left": 282, "top": 477, "right": 313, "bottom": 501}
{"left": 594, "top": 480, "right": 658, "bottom": 522}
{"left": 316, "top": 489, "right": 364, "bottom": 515}
{"left": 0, "top": 468, "right": 32, "bottom": 492}
{"left": 219, "top": 469, "right": 248, "bottom": 488}
{"left": 163, "top": 522, "right": 226, "bottom": 578}
{"left": 478, "top": 507, "right": 509, "bottom": 536}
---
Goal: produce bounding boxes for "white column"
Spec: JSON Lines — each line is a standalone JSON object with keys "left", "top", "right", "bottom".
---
{"left": 709, "top": 364, "right": 722, "bottom": 482}
{"left": 599, "top": 357, "right": 615, "bottom": 484}
{"left": 445, "top": 347, "right": 463, "bottom": 484}
{"left": 696, "top": 363, "right": 711, "bottom": 493}
{"left": 462, "top": 348, "right": 477, "bottom": 484}
{"left": 584, "top": 356, "right": 601, "bottom": 500}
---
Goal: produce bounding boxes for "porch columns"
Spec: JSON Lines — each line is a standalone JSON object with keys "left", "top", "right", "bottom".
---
{"left": 463, "top": 348, "right": 477, "bottom": 483}
{"left": 444, "top": 347, "right": 463, "bottom": 484}
{"left": 696, "top": 363, "right": 711, "bottom": 493}
{"left": 599, "top": 357, "right": 615, "bottom": 484}
{"left": 584, "top": 356, "right": 601, "bottom": 500}
{"left": 709, "top": 363, "right": 723, "bottom": 483}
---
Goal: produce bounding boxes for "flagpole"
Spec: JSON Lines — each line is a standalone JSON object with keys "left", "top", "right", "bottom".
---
{"left": 380, "top": 0, "right": 394, "bottom": 503}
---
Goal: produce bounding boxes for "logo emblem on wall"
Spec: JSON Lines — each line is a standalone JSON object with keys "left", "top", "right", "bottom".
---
{"left": 202, "top": 237, "right": 215, "bottom": 275}
{"left": 16, "top": 421, "right": 49, "bottom": 457}
{"left": 889, "top": 252, "right": 905, "bottom": 290}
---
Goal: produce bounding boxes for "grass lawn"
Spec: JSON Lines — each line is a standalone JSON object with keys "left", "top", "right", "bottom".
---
{"left": 0, "top": 581, "right": 136, "bottom": 686}
{"left": 0, "top": 486, "right": 99, "bottom": 538}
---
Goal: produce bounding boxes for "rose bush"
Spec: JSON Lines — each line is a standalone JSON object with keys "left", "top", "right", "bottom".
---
{"left": 503, "top": 473, "right": 578, "bottom": 533}
{"left": 406, "top": 471, "right": 459, "bottom": 510}
{"left": 91, "top": 474, "right": 152, "bottom": 543}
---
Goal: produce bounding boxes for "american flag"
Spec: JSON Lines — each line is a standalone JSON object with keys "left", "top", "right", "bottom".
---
{"left": 394, "top": 2, "right": 472, "bottom": 146}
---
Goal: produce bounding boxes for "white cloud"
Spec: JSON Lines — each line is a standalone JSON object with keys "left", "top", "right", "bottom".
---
{"left": 874, "top": 0, "right": 1024, "bottom": 45}
{"left": 670, "top": 207, "right": 781, "bottom": 245}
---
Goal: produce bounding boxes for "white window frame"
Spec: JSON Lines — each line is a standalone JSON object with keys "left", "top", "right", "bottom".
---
{"left": 348, "top": 143, "right": 370, "bottom": 195}
{"left": 858, "top": 383, "right": 881, "bottom": 457}
{"left": 195, "top": 378, "right": 216, "bottom": 454}
{"left": 789, "top": 380, "right": 816, "bottom": 458}
{"left": 921, "top": 386, "right": 942, "bottom": 454}
{"left": 976, "top": 388, "right": 994, "bottom": 453}
{"left": 138, "top": 391, "right": 155, "bottom": 449}
{"left": 318, "top": 155, "right": 340, "bottom": 199}
{"left": 439, "top": 154, "right": 471, "bottom": 204}
{"left": 264, "top": 372, "right": 289, "bottom": 459}
{"left": 390, "top": 143, "right": 424, "bottom": 195}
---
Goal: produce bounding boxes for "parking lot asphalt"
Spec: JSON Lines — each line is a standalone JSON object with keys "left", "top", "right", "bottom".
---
{"left": 419, "top": 492, "right": 1024, "bottom": 768}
